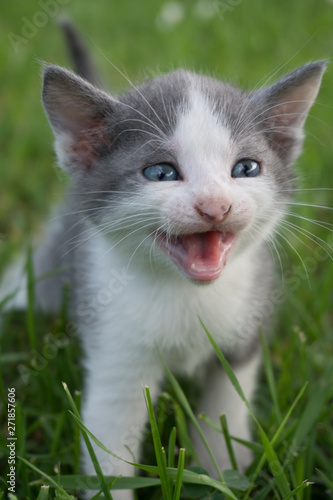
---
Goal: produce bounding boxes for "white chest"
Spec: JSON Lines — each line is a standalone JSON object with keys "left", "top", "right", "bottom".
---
{"left": 75, "top": 233, "right": 262, "bottom": 374}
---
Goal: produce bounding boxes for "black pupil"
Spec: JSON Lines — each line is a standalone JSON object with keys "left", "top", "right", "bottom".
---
{"left": 158, "top": 169, "right": 166, "bottom": 180}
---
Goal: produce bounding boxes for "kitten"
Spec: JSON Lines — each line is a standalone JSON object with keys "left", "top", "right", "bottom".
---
{"left": 8, "top": 26, "right": 327, "bottom": 499}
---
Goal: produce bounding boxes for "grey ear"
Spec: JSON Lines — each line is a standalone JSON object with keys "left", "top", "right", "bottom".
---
{"left": 42, "top": 65, "right": 120, "bottom": 171}
{"left": 257, "top": 61, "right": 326, "bottom": 160}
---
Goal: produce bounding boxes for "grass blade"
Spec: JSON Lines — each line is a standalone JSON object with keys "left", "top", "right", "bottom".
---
{"left": 304, "top": 428, "right": 316, "bottom": 500}
{"left": 220, "top": 414, "right": 238, "bottom": 470}
{"left": 198, "top": 412, "right": 221, "bottom": 432}
{"left": 200, "top": 320, "right": 255, "bottom": 420}
{"left": 68, "top": 410, "right": 159, "bottom": 475}
{"left": 144, "top": 386, "right": 172, "bottom": 500}
{"left": 67, "top": 407, "right": 239, "bottom": 499}
{"left": 173, "top": 448, "right": 185, "bottom": 500}
{"left": 73, "top": 391, "right": 82, "bottom": 474}
{"left": 283, "top": 480, "right": 313, "bottom": 500}
{"left": 244, "top": 382, "right": 308, "bottom": 499}
{"left": 55, "top": 470, "right": 239, "bottom": 498}
{"left": 316, "top": 469, "right": 333, "bottom": 490}
{"left": 62, "top": 383, "right": 112, "bottom": 500}
{"left": 179, "top": 469, "right": 238, "bottom": 498}
{"left": 50, "top": 410, "right": 66, "bottom": 454}
{"left": 285, "top": 366, "right": 333, "bottom": 465}
{"left": 259, "top": 327, "right": 281, "bottom": 421}
{"left": 168, "top": 427, "right": 177, "bottom": 468}
{"left": 173, "top": 398, "right": 199, "bottom": 463}
{"left": 65, "top": 379, "right": 236, "bottom": 499}
{"left": 0, "top": 286, "right": 21, "bottom": 312}
{"left": 50, "top": 475, "right": 161, "bottom": 490}
{"left": 18, "top": 457, "right": 73, "bottom": 499}
{"left": 159, "top": 352, "right": 226, "bottom": 484}
{"left": 201, "top": 320, "right": 291, "bottom": 497}
{"left": 36, "top": 485, "right": 50, "bottom": 500}
{"left": 229, "top": 436, "right": 263, "bottom": 454}
{"left": 258, "top": 427, "right": 290, "bottom": 496}
{"left": 199, "top": 413, "right": 262, "bottom": 453}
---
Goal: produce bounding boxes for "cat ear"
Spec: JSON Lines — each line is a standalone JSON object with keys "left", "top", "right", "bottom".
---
{"left": 258, "top": 61, "right": 326, "bottom": 160}
{"left": 42, "top": 65, "right": 121, "bottom": 172}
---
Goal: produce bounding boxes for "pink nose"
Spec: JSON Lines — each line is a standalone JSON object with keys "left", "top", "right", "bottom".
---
{"left": 195, "top": 203, "right": 231, "bottom": 222}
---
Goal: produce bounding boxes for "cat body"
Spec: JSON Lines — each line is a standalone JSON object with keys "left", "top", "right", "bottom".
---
{"left": 5, "top": 37, "right": 325, "bottom": 498}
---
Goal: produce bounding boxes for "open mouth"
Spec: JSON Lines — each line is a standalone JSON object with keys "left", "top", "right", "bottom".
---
{"left": 156, "top": 230, "right": 237, "bottom": 282}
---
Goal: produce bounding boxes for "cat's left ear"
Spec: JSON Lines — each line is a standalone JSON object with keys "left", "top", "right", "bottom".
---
{"left": 257, "top": 61, "right": 326, "bottom": 160}
{"left": 42, "top": 64, "right": 122, "bottom": 173}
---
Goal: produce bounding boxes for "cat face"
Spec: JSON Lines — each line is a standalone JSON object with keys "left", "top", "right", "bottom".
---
{"left": 42, "top": 63, "right": 325, "bottom": 282}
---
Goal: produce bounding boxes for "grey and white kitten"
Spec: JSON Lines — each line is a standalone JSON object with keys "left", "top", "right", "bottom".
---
{"left": 12, "top": 31, "right": 327, "bottom": 499}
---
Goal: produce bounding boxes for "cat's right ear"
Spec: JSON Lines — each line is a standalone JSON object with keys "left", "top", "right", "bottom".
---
{"left": 42, "top": 65, "right": 121, "bottom": 173}
{"left": 255, "top": 61, "right": 326, "bottom": 163}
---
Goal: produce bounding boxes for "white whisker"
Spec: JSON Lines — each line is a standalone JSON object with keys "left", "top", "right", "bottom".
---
{"left": 273, "top": 227, "right": 311, "bottom": 287}
{"left": 278, "top": 219, "right": 333, "bottom": 259}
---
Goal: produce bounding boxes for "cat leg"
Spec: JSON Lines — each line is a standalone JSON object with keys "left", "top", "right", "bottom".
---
{"left": 79, "top": 345, "right": 164, "bottom": 500}
{"left": 192, "top": 350, "right": 261, "bottom": 476}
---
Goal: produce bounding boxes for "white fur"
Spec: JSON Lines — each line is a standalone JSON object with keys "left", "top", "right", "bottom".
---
{"left": 79, "top": 232, "right": 263, "bottom": 498}
{"left": 75, "top": 89, "right": 277, "bottom": 498}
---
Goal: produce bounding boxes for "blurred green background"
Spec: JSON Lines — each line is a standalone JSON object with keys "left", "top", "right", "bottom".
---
{"left": 1, "top": 2, "right": 333, "bottom": 497}
{"left": 1, "top": 0, "right": 332, "bottom": 270}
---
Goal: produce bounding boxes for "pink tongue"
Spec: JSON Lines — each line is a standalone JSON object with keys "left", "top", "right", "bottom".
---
{"left": 173, "top": 231, "right": 235, "bottom": 281}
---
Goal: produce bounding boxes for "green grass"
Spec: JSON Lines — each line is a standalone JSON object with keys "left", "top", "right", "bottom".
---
{"left": 1, "top": 0, "right": 333, "bottom": 498}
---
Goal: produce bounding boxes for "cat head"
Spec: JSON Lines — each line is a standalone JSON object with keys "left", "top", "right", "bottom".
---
{"left": 42, "top": 61, "right": 325, "bottom": 282}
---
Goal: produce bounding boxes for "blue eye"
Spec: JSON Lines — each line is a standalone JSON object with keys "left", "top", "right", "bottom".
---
{"left": 231, "top": 159, "right": 261, "bottom": 178}
{"left": 143, "top": 163, "right": 180, "bottom": 182}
